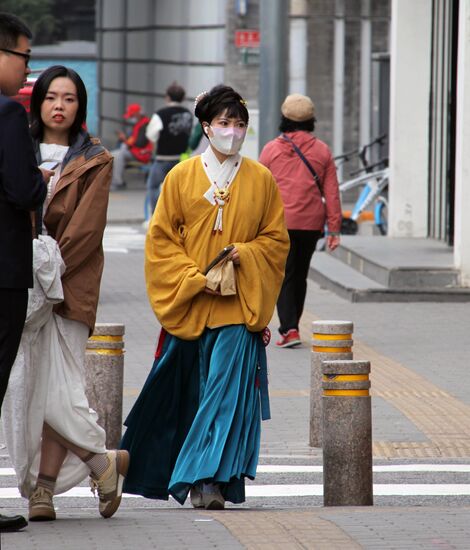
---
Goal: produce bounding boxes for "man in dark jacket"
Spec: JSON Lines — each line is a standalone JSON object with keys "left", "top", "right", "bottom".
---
{"left": 0, "top": 12, "right": 47, "bottom": 532}
{"left": 145, "top": 82, "right": 193, "bottom": 212}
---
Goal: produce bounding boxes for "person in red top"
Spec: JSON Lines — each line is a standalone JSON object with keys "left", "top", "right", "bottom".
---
{"left": 111, "top": 103, "right": 152, "bottom": 189}
{"left": 259, "top": 93, "right": 342, "bottom": 348}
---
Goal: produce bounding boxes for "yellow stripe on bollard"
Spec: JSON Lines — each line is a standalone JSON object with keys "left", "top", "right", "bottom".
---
{"left": 86, "top": 348, "right": 124, "bottom": 356}
{"left": 322, "top": 374, "right": 369, "bottom": 382}
{"left": 311, "top": 321, "right": 354, "bottom": 448}
{"left": 313, "top": 333, "right": 353, "bottom": 341}
{"left": 323, "top": 389, "right": 369, "bottom": 396}
{"left": 89, "top": 335, "right": 123, "bottom": 343}
{"left": 86, "top": 323, "right": 125, "bottom": 449}
{"left": 312, "top": 346, "right": 353, "bottom": 353}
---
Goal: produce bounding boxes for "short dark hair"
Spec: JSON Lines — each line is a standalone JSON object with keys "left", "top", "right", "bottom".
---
{"left": 30, "top": 65, "right": 88, "bottom": 144}
{"left": 195, "top": 85, "right": 249, "bottom": 128}
{"left": 279, "top": 115, "right": 315, "bottom": 133}
{"left": 0, "top": 12, "right": 32, "bottom": 49}
{"left": 166, "top": 82, "right": 186, "bottom": 102}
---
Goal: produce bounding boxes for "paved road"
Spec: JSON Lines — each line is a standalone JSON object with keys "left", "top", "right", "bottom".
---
{"left": 2, "top": 221, "right": 470, "bottom": 548}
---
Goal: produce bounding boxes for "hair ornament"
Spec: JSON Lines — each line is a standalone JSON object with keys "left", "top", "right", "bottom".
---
{"left": 194, "top": 91, "right": 208, "bottom": 112}
{"left": 240, "top": 98, "right": 247, "bottom": 107}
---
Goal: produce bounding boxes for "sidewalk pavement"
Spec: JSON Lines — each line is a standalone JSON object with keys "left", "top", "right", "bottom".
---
{"left": 2, "top": 170, "right": 470, "bottom": 549}
{"left": 106, "top": 170, "right": 148, "bottom": 224}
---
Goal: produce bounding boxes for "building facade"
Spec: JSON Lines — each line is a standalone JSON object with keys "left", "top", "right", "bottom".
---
{"left": 96, "top": 0, "right": 390, "bottom": 157}
{"left": 96, "top": 0, "right": 470, "bottom": 284}
{"left": 389, "top": 0, "right": 470, "bottom": 283}
{"left": 96, "top": 0, "right": 226, "bottom": 143}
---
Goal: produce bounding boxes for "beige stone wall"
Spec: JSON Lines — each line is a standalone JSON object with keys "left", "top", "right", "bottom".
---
{"left": 307, "top": 0, "right": 391, "bottom": 154}
{"left": 223, "top": 0, "right": 390, "bottom": 157}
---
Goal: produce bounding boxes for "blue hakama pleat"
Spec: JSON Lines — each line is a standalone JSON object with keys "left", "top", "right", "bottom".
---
{"left": 121, "top": 324, "right": 262, "bottom": 504}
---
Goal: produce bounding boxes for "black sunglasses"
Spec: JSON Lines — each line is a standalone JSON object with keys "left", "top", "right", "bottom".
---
{"left": 0, "top": 48, "right": 30, "bottom": 66}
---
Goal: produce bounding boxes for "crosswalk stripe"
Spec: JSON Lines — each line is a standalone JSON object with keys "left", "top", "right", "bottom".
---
{"left": 374, "top": 464, "right": 470, "bottom": 473}
{"left": 248, "top": 484, "right": 470, "bottom": 497}
{"left": 1, "top": 484, "right": 470, "bottom": 499}
{"left": 3, "top": 465, "right": 469, "bottom": 477}
{"left": 2, "top": 465, "right": 470, "bottom": 500}
{"left": 257, "top": 464, "right": 470, "bottom": 473}
{"left": 103, "top": 225, "right": 145, "bottom": 253}
{"left": 103, "top": 247, "right": 129, "bottom": 254}
{"left": 104, "top": 226, "right": 142, "bottom": 234}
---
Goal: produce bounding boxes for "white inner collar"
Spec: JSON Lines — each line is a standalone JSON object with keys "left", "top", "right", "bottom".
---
{"left": 201, "top": 146, "right": 242, "bottom": 206}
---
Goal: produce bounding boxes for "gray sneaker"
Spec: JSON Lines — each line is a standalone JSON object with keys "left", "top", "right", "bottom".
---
{"left": 190, "top": 484, "right": 204, "bottom": 508}
{"left": 202, "top": 485, "right": 225, "bottom": 510}
{"left": 90, "top": 450, "right": 129, "bottom": 518}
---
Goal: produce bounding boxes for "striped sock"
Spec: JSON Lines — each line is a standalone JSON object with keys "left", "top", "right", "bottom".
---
{"left": 36, "top": 474, "right": 56, "bottom": 493}
{"left": 84, "top": 452, "right": 110, "bottom": 479}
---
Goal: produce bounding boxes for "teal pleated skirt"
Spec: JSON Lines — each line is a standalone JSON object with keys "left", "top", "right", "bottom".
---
{"left": 121, "top": 324, "right": 262, "bottom": 504}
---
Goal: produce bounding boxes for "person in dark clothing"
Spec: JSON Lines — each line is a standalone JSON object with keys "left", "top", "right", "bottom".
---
{"left": 145, "top": 82, "right": 193, "bottom": 212}
{"left": 259, "top": 94, "right": 342, "bottom": 348}
{"left": 0, "top": 11, "right": 48, "bottom": 533}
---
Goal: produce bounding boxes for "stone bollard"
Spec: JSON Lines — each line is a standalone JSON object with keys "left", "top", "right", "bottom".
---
{"left": 85, "top": 323, "right": 125, "bottom": 449}
{"left": 322, "top": 359, "right": 373, "bottom": 506}
{"left": 310, "top": 321, "right": 353, "bottom": 447}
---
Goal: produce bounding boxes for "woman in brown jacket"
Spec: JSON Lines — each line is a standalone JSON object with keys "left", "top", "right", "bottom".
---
{"left": 25, "top": 66, "right": 129, "bottom": 521}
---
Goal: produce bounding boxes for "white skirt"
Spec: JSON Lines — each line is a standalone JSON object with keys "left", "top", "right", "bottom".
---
{"left": 2, "top": 314, "right": 106, "bottom": 498}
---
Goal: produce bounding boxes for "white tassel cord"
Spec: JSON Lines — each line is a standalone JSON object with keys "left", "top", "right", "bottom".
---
{"left": 213, "top": 204, "right": 224, "bottom": 233}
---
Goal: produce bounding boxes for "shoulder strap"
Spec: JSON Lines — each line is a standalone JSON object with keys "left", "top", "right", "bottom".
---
{"left": 281, "top": 133, "right": 322, "bottom": 193}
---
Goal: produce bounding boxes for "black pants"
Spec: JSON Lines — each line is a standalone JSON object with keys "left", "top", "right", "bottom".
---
{"left": 277, "top": 229, "right": 322, "bottom": 334}
{"left": 0, "top": 288, "right": 28, "bottom": 411}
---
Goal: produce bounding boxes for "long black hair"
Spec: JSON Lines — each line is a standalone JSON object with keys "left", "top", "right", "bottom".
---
{"left": 30, "top": 65, "right": 87, "bottom": 144}
{"left": 195, "top": 85, "right": 249, "bottom": 131}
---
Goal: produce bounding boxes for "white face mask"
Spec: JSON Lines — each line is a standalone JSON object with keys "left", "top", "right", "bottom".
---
{"left": 207, "top": 126, "right": 247, "bottom": 155}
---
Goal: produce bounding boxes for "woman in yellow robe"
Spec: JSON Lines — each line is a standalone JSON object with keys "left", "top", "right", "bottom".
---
{"left": 121, "top": 85, "right": 289, "bottom": 510}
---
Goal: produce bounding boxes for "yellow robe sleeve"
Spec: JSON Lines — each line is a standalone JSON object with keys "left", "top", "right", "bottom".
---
{"left": 234, "top": 171, "right": 290, "bottom": 332}
{"left": 145, "top": 169, "right": 207, "bottom": 334}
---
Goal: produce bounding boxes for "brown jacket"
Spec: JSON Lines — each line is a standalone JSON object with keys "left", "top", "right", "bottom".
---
{"left": 38, "top": 131, "right": 112, "bottom": 333}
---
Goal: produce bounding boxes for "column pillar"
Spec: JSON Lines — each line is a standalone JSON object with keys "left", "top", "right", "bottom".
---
{"left": 259, "top": 0, "right": 289, "bottom": 149}
{"left": 388, "top": 0, "right": 432, "bottom": 238}
{"left": 360, "top": 0, "right": 372, "bottom": 150}
{"left": 289, "top": 0, "right": 308, "bottom": 95}
{"left": 333, "top": 0, "right": 345, "bottom": 177}
{"left": 454, "top": 0, "right": 470, "bottom": 285}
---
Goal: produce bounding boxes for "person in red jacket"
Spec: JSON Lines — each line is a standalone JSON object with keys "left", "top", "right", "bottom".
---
{"left": 259, "top": 93, "right": 342, "bottom": 348}
{"left": 111, "top": 103, "right": 152, "bottom": 189}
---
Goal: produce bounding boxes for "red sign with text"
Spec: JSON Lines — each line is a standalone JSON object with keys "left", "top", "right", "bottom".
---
{"left": 235, "top": 29, "right": 260, "bottom": 48}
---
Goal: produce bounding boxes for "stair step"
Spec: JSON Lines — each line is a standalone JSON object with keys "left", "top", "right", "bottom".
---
{"left": 310, "top": 252, "right": 384, "bottom": 301}
{"left": 310, "top": 252, "right": 470, "bottom": 302}
{"left": 332, "top": 236, "right": 460, "bottom": 288}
